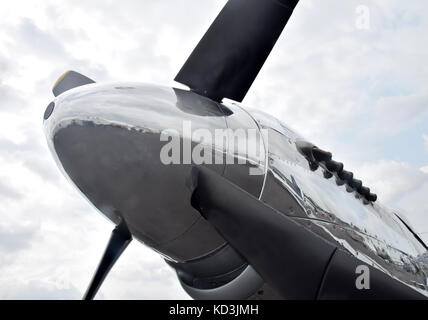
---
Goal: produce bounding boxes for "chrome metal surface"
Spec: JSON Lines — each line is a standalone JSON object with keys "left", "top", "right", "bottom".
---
{"left": 44, "top": 81, "right": 427, "bottom": 296}
{"left": 179, "top": 265, "right": 264, "bottom": 300}
{"left": 43, "top": 82, "right": 266, "bottom": 262}
{"left": 245, "top": 108, "right": 428, "bottom": 295}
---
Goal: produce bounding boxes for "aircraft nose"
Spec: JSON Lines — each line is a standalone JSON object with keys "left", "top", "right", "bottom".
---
{"left": 43, "top": 83, "right": 228, "bottom": 261}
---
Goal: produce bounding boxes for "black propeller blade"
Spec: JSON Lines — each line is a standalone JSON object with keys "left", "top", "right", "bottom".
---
{"left": 175, "top": 0, "right": 299, "bottom": 102}
{"left": 83, "top": 220, "right": 132, "bottom": 300}
{"left": 53, "top": 70, "right": 95, "bottom": 97}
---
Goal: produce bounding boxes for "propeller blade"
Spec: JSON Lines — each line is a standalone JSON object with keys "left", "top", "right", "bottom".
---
{"left": 175, "top": 0, "right": 300, "bottom": 102}
{"left": 83, "top": 220, "right": 132, "bottom": 300}
{"left": 53, "top": 70, "right": 95, "bottom": 97}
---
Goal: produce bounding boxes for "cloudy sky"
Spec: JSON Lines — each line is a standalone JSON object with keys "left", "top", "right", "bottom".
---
{"left": 0, "top": 0, "right": 427, "bottom": 299}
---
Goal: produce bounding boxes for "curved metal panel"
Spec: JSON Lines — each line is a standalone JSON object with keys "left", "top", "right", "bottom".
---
{"left": 44, "top": 83, "right": 230, "bottom": 261}
{"left": 248, "top": 109, "right": 428, "bottom": 296}
{"left": 220, "top": 101, "right": 267, "bottom": 198}
{"left": 179, "top": 265, "right": 264, "bottom": 300}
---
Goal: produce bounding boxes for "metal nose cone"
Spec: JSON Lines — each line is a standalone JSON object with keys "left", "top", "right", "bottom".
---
{"left": 44, "top": 83, "right": 228, "bottom": 261}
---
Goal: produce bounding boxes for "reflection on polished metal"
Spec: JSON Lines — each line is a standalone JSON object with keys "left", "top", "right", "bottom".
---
{"left": 43, "top": 81, "right": 428, "bottom": 299}
{"left": 296, "top": 140, "right": 377, "bottom": 204}
{"left": 246, "top": 108, "right": 428, "bottom": 296}
{"left": 44, "top": 83, "right": 266, "bottom": 262}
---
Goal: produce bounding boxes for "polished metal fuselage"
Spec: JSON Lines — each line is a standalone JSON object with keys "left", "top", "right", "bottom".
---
{"left": 43, "top": 82, "right": 428, "bottom": 296}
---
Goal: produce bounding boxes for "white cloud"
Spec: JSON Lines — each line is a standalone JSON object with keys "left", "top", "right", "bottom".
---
{"left": 358, "top": 160, "right": 428, "bottom": 235}
{"left": 245, "top": 0, "right": 428, "bottom": 149}
{"left": 0, "top": 0, "right": 208, "bottom": 300}
{"left": 358, "top": 160, "right": 427, "bottom": 202}
{"left": 424, "top": 134, "right": 428, "bottom": 152}
{"left": 372, "top": 94, "right": 428, "bottom": 134}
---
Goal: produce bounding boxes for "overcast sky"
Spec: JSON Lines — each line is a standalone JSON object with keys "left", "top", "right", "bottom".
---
{"left": 0, "top": 0, "right": 427, "bottom": 300}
